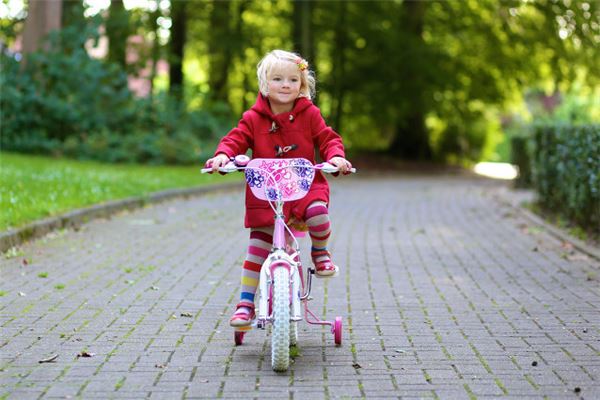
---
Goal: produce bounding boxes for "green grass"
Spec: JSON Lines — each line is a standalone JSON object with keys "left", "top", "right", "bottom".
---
{"left": 0, "top": 152, "right": 241, "bottom": 231}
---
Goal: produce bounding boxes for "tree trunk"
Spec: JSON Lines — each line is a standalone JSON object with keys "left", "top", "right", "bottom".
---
{"left": 207, "top": 1, "right": 232, "bottom": 106}
{"left": 62, "top": 0, "right": 84, "bottom": 28}
{"left": 148, "top": 2, "right": 161, "bottom": 97}
{"left": 388, "top": 0, "right": 431, "bottom": 160}
{"left": 106, "top": 0, "right": 129, "bottom": 69}
{"left": 169, "top": 1, "right": 186, "bottom": 101}
{"left": 292, "top": 0, "right": 314, "bottom": 64}
{"left": 330, "top": 1, "right": 347, "bottom": 132}
{"left": 21, "top": 0, "right": 62, "bottom": 56}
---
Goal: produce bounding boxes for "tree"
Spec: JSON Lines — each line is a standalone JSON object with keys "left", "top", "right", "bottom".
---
{"left": 389, "top": 0, "right": 431, "bottom": 159}
{"left": 62, "top": 0, "right": 85, "bottom": 29}
{"left": 106, "top": 0, "right": 130, "bottom": 69}
{"left": 169, "top": 0, "right": 186, "bottom": 101}
{"left": 21, "top": 0, "right": 62, "bottom": 57}
{"left": 292, "top": 0, "right": 314, "bottom": 66}
{"left": 207, "top": 0, "right": 233, "bottom": 106}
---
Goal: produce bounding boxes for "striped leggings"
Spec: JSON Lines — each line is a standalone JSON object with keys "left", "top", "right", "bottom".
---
{"left": 239, "top": 201, "right": 331, "bottom": 304}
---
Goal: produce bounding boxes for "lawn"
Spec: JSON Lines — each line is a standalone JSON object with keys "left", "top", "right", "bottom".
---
{"left": 0, "top": 152, "right": 240, "bottom": 231}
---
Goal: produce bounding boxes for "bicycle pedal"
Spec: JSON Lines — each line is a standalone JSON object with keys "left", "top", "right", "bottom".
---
{"left": 235, "top": 325, "right": 252, "bottom": 332}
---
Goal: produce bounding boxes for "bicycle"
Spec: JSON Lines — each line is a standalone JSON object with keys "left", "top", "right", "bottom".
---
{"left": 202, "top": 155, "right": 355, "bottom": 372}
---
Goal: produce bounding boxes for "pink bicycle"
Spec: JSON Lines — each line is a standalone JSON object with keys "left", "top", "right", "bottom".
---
{"left": 202, "top": 156, "right": 355, "bottom": 372}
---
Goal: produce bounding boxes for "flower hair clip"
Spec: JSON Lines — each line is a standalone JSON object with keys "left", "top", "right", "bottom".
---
{"left": 295, "top": 58, "right": 308, "bottom": 71}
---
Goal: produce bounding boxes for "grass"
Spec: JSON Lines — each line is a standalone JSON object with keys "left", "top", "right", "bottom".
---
{"left": 0, "top": 152, "right": 241, "bottom": 231}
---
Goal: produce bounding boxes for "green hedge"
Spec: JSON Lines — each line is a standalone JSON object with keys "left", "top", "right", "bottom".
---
{"left": 532, "top": 124, "right": 600, "bottom": 233}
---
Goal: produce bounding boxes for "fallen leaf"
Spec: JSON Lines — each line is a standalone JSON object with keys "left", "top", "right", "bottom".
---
{"left": 22, "top": 259, "right": 28, "bottom": 266}
{"left": 561, "top": 241, "right": 574, "bottom": 250}
{"left": 38, "top": 354, "right": 59, "bottom": 363}
{"left": 352, "top": 362, "right": 362, "bottom": 369}
{"left": 77, "top": 352, "right": 95, "bottom": 358}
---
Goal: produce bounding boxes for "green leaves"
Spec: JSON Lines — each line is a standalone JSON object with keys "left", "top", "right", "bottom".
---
{"left": 533, "top": 124, "right": 600, "bottom": 232}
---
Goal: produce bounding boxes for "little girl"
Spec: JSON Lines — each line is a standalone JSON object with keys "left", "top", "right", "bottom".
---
{"left": 205, "top": 49, "right": 352, "bottom": 327}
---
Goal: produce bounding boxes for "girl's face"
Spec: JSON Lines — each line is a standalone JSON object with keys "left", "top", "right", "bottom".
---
{"left": 267, "top": 62, "right": 302, "bottom": 112}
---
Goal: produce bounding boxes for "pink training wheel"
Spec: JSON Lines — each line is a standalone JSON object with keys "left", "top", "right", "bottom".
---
{"left": 234, "top": 331, "right": 245, "bottom": 346}
{"left": 333, "top": 316, "right": 342, "bottom": 346}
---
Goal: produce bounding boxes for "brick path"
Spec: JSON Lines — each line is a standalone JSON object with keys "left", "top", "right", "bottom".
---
{"left": 1, "top": 174, "right": 599, "bottom": 399}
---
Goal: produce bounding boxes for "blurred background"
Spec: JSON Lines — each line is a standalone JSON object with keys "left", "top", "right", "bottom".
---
{"left": 0, "top": 0, "right": 598, "bottom": 237}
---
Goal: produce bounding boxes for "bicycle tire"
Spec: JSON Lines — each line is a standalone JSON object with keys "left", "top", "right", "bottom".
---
{"left": 271, "top": 266, "right": 290, "bottom": 372}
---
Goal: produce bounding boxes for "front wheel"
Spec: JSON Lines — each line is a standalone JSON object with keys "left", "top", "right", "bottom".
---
{"left": 271, "top": 266, "right": 291, "bottom": 372}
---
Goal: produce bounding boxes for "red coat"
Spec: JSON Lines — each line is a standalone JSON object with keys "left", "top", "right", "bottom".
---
{"left": 215, "top": 93, "right": 346, "bottom": 228}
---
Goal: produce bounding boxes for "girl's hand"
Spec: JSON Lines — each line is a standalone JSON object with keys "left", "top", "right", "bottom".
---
{"left": 328, "top": 157, "right": 353, "bottom": 175}
{"left": 205, "top": 153, "right": 230, "bottom": 172}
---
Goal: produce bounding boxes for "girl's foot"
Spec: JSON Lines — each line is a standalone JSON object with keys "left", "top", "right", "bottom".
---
{"left": 229, "top": 301, "right": 255, "bottom": 327}
{"left": 311, "top": 250, "right": 339, "bottom": 278}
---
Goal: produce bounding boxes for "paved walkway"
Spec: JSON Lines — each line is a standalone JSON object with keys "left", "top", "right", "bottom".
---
{"left": 1, "top": 174, "right": 599, "bottom": 399}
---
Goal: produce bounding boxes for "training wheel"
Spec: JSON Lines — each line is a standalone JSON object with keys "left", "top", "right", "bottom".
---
{"left": 333, "top": 316, "right": 342, "bottom": 346}
{"left": 234, "top": 331, "right": 245, "bottom": 346}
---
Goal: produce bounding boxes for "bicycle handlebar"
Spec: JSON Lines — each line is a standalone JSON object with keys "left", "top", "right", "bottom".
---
{"left": 201, "top": 161, "right": 356, "bottom": 175}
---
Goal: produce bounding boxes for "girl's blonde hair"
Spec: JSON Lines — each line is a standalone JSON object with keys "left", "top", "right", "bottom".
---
{"left": 257, "top": 49, "right": 316, "bottom": 100}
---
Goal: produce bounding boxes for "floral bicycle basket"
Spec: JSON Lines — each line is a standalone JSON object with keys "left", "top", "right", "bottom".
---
{"left": 245, "top": 158, "right": 316, "bottom": 202}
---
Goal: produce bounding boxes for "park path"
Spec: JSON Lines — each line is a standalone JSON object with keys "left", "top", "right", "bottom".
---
{"left": 1, "top": 173, "right": 599, "bottom": 399}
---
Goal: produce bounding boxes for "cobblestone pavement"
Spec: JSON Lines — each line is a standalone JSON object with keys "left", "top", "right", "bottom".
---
{"left": 1, "top": 174, "right": 599, "bottom": 399}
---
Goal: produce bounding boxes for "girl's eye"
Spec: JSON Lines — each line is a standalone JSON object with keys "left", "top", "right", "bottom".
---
{"left": 273, "top": 77, "right": 281, "bottom": 81}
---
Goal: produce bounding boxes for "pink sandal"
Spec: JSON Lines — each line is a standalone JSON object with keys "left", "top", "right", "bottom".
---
{"left": 229, "top": 301, "right": 255, "bottom": 327}
{"left": 312, "top": 250, "right": 339, "bottom": 278}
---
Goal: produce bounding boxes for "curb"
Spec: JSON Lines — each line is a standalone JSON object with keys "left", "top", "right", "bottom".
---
{"left": 498, "top": 187, "right": 600, "bottom": 262}
{"left": 0, "top": 181, "right": 243, "bottom": 253}
{"left": 515, "top": 205, "right": 600, "bottom": 261}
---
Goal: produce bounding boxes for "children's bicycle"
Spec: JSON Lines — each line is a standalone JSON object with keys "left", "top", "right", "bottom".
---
{"left": 202, "top": 155, "right": 355, "bottom": 372}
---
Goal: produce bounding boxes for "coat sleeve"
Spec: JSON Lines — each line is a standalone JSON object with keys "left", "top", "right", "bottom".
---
{"left": 214, "top": 111, "right": 255, "bottom": 157}
{"left": 310, "top": 106, "right": 346, "bottom": 161}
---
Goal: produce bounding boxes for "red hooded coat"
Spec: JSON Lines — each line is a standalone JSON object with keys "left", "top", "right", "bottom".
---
{"left": 214, "top": 93, "right": 346, "bottom": 228}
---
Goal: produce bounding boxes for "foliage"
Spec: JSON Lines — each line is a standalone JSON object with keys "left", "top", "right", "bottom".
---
{"left": 0, "top": 152, "right": 241, "bottom": 231}
{"left": 0, "top": 17, "right": 232, "bottom": 165}
{"left": 1, "top": 17, "right": 134, "bottom": 145}
{"left": 532, "top": 124, "right": 600, "bottom": 233}
{"left": 3, "top": 0, "right": 599, "bottom": 165}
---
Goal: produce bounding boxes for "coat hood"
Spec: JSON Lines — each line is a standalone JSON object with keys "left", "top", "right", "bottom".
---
{"left": 250, "top": 93, "right": 313, "bottom": 122}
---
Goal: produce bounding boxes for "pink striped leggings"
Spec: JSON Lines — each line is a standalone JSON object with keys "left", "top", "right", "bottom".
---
{"left": 238, "top": 201, "right": 331, "bottom": 303}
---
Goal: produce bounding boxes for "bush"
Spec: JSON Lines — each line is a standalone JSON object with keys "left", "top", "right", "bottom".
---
{"left": 0, "top": 19, "right": 233, "bottom": 165}
{"left": 0, "top": 19, "right": 134, "bottom": 147}
{"left": 532, "top": 124, "right": 600, "bottom": 233}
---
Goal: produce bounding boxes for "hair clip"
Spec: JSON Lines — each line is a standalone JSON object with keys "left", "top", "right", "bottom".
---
{"left": 295, "top": 58, "right": 308, "bottom": 71}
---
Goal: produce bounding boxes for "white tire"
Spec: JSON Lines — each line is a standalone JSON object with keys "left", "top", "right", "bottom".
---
{"left": 271, "top": 266, "right": 290, "bottom": 372}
